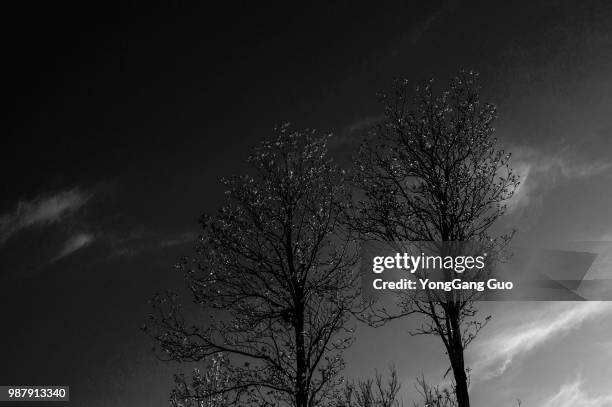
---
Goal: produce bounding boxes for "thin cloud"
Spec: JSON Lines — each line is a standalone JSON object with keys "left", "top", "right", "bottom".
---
{"left": 159, "top": 231, "right": 198, "bottom": 247}
{"left": 541, "top": 379, "right": 612, "bottom": 407}
{"left": 409, "top": 0, "right": 457, "bottom": 45}
{"left": 507, "top": 147, "right": 612, "bottom": 213}
{"left": 106, "top": 230, "right": 197, "bottom": 258}
{"left": 0, "top": 189, "right": 91, "bottom": 244}
{"left": 51, "top": 233, "right": 95, "bottom": 262}
{"left": 345, "top": 115, "right": 383, "bottom": 134}
{"left": 327, "top": 115, "right": 384, "bottom": 150}
{"left": 470, "top": 302, "right": 612, "bottom": 380}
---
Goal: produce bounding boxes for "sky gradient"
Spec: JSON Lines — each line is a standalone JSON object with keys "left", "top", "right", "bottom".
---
{"left": 2, "top": 1, "right": 612, "bottom": 406}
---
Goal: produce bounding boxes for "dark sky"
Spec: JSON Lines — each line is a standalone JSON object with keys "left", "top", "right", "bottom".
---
{"left": 2, "top": 1, "right": 612, "bottom": 406}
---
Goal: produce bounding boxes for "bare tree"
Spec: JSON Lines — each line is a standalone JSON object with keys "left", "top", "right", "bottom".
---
{"left": 349, "top": 72, "right": 519, "bottom": 407}
{"left": 413, "top": 375, "right": 457, "bottom": 407}
{"left": 146, "top": 126, "right": 360, "bottom": 407}
{"left": 341, "top": 368, "right": 402, "bottom": 407}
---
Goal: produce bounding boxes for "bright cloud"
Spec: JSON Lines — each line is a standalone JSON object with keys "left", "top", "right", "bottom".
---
{"left": 507, "top": 147, "right": 612, "bottom": 213}
{"left": 51, "top": 233, "right": 95, "bottom": 262}
{"left": 470, "top": 302, "right": 612, "bottom": 380}
{"left": 0, "top": 189, "right": 91, "bottom": 244}
{"left": 540, "top": 379, "right": 612, "bottom": 407}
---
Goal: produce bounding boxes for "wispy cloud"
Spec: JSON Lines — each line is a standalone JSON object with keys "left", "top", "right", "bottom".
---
{"left": 540, "top": 379, "right": 612, "bottom": 407}
{"left": 328, "top": 115, "right": 384, "bottom": 150}
{"left": 51, "top": 233, "right": 95, "bottom": 262}
{"left": 0, "top": 189, "right": 91, "bottom": 244}
{"left": 345, "top": 115, "right": 383, "bottom": 134}
{"left": 408, "top": 0, "right": 457, "bottom": 45}
{"left": 507, "top": 146, "right": 612, "bottom": 212}
{"left": 158, "top": 231, "right": 198, "bottom": 248}
{"left": 106, "top": 230, "right": 197, "bottom": 258}
{"left": 470, "top": 302, "right": 612, "bottom": 380}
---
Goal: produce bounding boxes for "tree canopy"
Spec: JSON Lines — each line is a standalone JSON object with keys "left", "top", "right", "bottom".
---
{"left": 147, "top": 126, "right": 360, "bottom": 407}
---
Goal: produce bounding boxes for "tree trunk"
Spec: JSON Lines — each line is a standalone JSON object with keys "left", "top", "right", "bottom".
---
{"left": 449, "top": 311, "right": 470, "bottom": 407}
{"left": 450, "top": 351, "right": 470, "bottom": 407}
{"left": 295, "top": 300, "right": 308, "bottom": 407}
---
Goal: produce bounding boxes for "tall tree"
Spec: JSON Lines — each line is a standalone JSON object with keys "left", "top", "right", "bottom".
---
{"left": 146, "top": 126, "right": 360, "bottom": 407}
{"left": 350, "top": 72, "right": 519, "bottom": 407}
